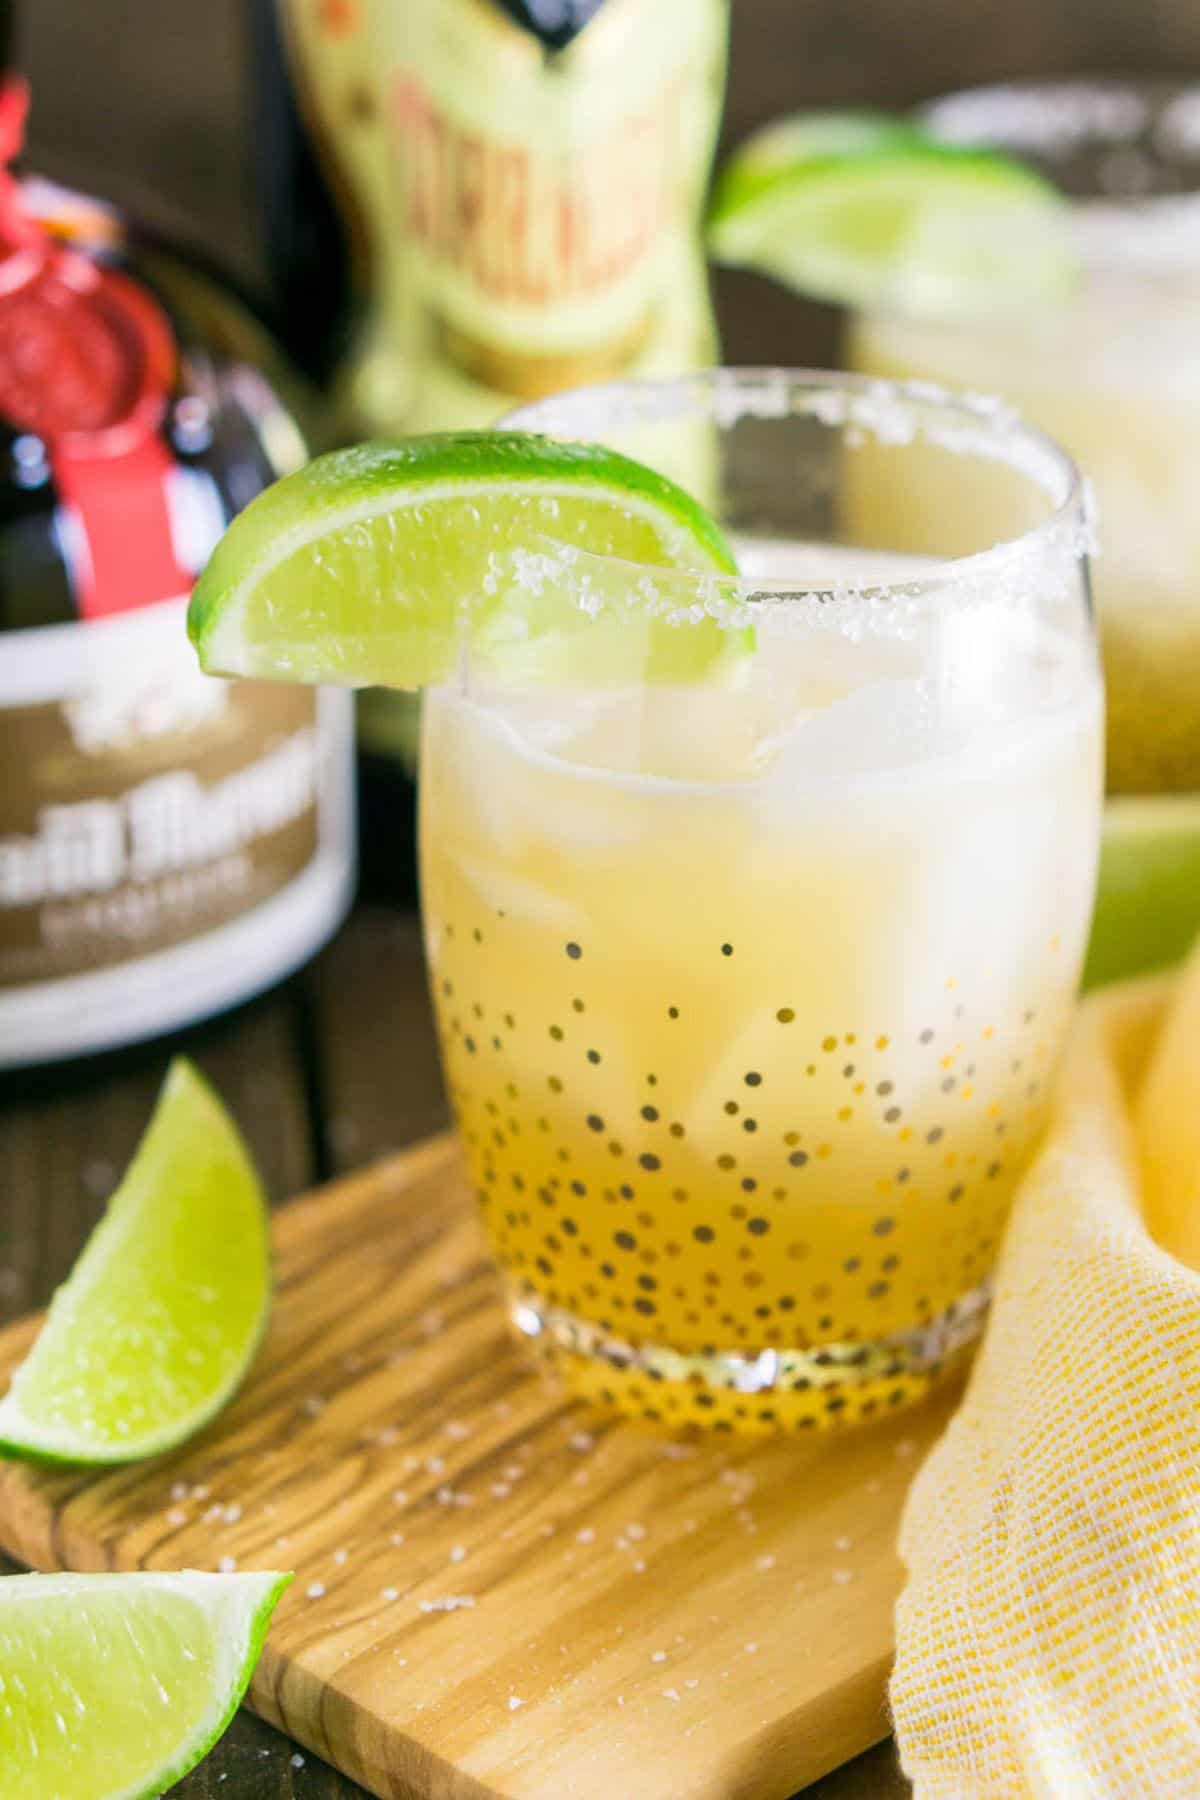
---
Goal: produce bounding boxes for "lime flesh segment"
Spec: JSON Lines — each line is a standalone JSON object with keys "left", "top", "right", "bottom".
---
{"left": 188, "top": 432, "right": 742, "bottom": 689}
{"left": 0, "top": 1061, "right": 271, "bottom": 1463}
{"left": 708, "top": 109, "right": 1076, "bottom": 314}
{"left": 0, "top": 1569, "right": 290, "bottom": 1800}
{"left": 1084, "top": 796, "right": 1200, "bottom": 990}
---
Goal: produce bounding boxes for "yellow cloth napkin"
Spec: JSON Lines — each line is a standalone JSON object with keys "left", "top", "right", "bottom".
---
{"left": 891, "top": 941, "right": 1200, "bottom": 1799}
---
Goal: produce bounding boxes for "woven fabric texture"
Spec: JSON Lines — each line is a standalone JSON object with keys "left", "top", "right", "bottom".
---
{"left": 892, "top": 946, "right": 1200, "bottom": 1798}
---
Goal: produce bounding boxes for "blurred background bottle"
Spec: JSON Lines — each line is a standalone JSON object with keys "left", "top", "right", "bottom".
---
{"left": 271, "top": 0, "right": 728, "bottom": 430}
{"left": 264, "top": 0, "right": 729, "bottom": 898}
{"left": 0, "top": 67, "right": 355, "bottom": 1067}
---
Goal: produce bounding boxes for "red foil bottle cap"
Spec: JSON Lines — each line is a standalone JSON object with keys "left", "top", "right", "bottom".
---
{"left": 0, "top": 75, "right": 191, "bottom": 618}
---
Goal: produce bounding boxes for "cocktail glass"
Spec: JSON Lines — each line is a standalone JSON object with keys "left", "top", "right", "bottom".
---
{"left": 850, "top": 78, "right": 1200, "bottom": 798}
{"left": 420, "top": 369, "right": 1102, "bottom": 1432}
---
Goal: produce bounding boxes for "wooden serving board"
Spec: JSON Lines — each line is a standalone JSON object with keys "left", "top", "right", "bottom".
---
{"left": 0, "top": 1137, "right": 952, "bottom": 1800}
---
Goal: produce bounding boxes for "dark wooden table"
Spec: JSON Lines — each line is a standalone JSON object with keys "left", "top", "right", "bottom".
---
{"left": 0, "top": 903, "right": 908, "bottom": 1798}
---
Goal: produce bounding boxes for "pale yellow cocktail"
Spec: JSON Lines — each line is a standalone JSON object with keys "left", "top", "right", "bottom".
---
{"left": 420, "top": 372, "right": 1103, "bottom": 1431}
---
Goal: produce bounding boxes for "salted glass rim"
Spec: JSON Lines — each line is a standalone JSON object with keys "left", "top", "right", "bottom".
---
{"left": 499, "top": 368, "right": 1089, "bottom": 627}
{"left": 922, "top": 75, "right": 1200, "bottom": 207}
{"left": 923, "top": 76, "right": 1200, "bottom": 283}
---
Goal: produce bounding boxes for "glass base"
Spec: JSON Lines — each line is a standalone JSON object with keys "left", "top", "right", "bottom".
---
{"left": 508, "top": 1280, "right": 991, "bottom": 1434}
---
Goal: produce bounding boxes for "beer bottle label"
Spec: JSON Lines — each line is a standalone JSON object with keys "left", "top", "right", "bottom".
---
{"left": 278, "top": 0, "right": 728, "bottom": 430}
{"left": 389, "top": 0, "right": 727, "bottom": 410}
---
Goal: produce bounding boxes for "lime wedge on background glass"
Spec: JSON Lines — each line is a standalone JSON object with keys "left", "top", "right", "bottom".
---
{"left": 708, "top": 108, "right": 1077, "bottom": 314}
{"left": 188, "top": 432, "right": 743, "bottom": 689}
{"left": 1084, "top": 797, "right": 1200, "bottom": 990}
{"left": 0, "top": 1569, "right": 290, "bottom": 1799}
{"left": 0, "top": 1060, "right": 270, "bottom": 1464}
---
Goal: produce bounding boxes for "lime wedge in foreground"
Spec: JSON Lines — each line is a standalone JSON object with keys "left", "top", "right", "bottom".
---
{"left": 0, "top": 1569, "right": 290, "bottom": 1799}
{"left": 708, "top": 108, "right": 1076, "bottom": 314}
{"left": 0, "top": 1060, "right": 270, "bottom": 1463}
{"left": 188, "top": 432, "right": 743, "bottom": 689}
{"left": 1084, "top": 796, "right": 1200, "bottom": 990}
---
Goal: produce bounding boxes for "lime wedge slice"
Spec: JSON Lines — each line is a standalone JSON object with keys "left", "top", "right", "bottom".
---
{"left": 188, "top": 432, "right": 742, "bottom": 688}
{"left": 0, "top": 1569, "right": 290, "bottom": 1799}
{"left": 0, "top": 1060, "right": 271, "bottom": 1464}
{"left": 1084, "top": 796, "right": 1200, "bottom": 990}
{"left": 708, "top": 108, "right": 1076, "bottom": 314}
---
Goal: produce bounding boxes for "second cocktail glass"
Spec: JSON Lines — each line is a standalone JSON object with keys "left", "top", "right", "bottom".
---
{"left": 851, "top": 79, "right": 1200, "bottom": 798}
{"left": 420, "top": 370, "right": 1103, "bottom": 1432}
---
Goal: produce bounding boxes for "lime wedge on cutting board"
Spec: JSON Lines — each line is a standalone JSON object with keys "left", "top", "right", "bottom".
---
{"left": 0, "top": 1569, "right": 290, "bottom": 1799}
{"left": 188, "top": 432, "right": 744, "bottom": 689}
{"left": 0, "top": 1060, "right": 270, "bottom": 1464}
{"left": 708, "top": 108, "right": 1077, "bottom": 314}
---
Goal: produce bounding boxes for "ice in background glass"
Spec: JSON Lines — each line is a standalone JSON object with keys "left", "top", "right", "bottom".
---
{"left": 850, "top": 80, "right": 1200, "bottom": 798}
{"left": 420, "top": 370, "right": 1102, "bottom": 1432}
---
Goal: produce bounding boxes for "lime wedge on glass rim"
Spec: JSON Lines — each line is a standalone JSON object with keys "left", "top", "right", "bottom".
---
{"left": 0, "top": 1569, "right": 290, "bottom": 1799}
{"left": 708, "top": 108, "right": 1077, "bottom": 313}
{"left": 188, "top": 432, "right": 744, "bottom": 688}
{"left": 0, "top": 1060, "right": 270, "bottom": 1464}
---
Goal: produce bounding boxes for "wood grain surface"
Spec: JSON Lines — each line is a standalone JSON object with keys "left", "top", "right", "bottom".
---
{"left": 0, "top": 1128, "right": 954, "bottom": 1800}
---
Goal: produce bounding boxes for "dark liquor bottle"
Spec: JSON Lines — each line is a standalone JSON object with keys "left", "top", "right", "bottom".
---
{"left": 249, "top": 0, "right": 357, "bottom": 395}
{"left": 0, "top": 77, "right": 355, "bottom": 1067}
